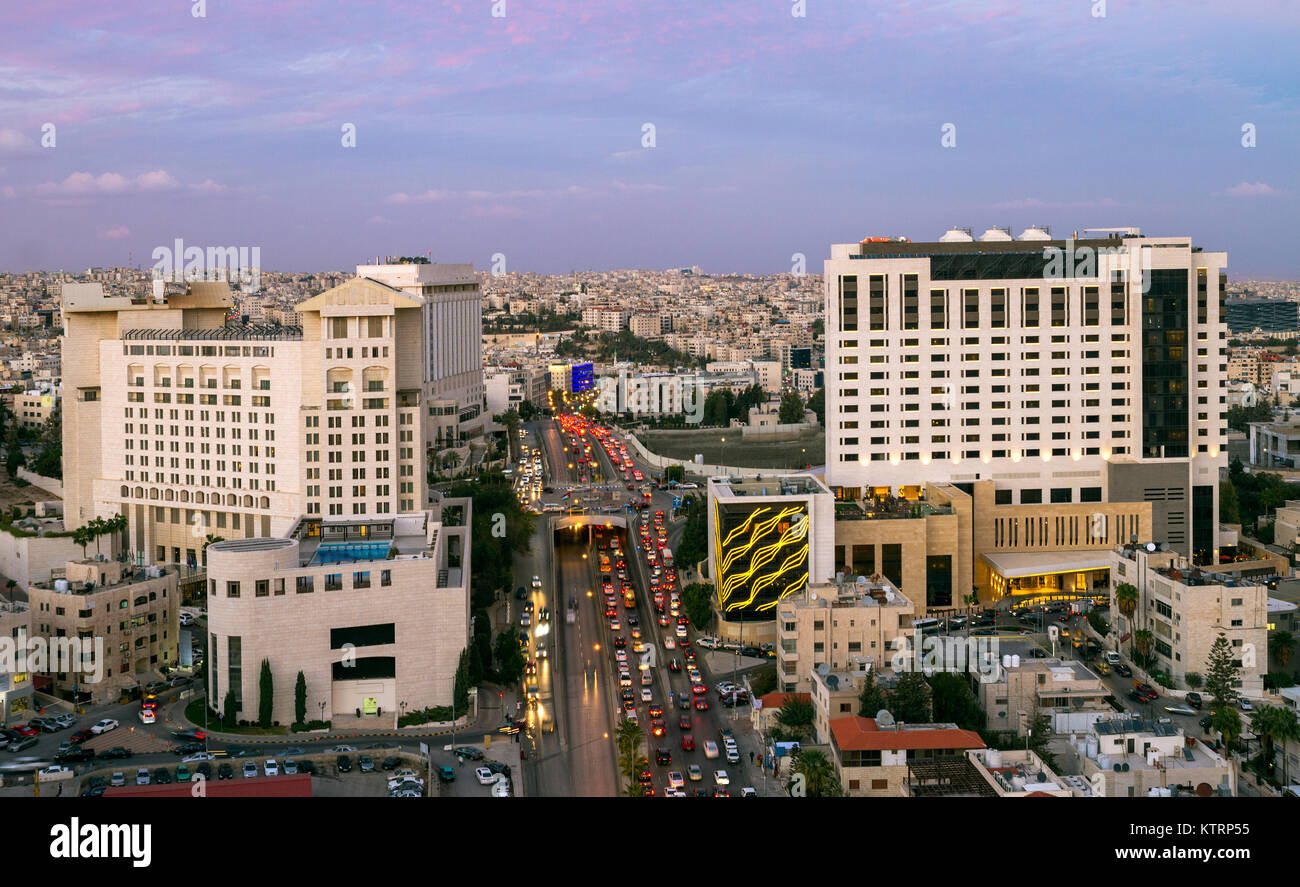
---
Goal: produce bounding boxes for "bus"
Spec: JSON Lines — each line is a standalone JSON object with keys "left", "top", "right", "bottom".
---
{"left": 911, "top": 618, "right": 943, "bottom": 636}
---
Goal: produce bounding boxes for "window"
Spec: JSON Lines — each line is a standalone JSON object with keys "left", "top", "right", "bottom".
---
{"left": 995, "top": 489, "right": 1012, "bottom": 505}
{"left": 1050, "top": 488, "right": 1072, "bottom": 504}
{"left": 1080, "top": 487, "right": 1102, "bottom": 503}
{"left": 226, "top": 581, "right": 240, "bottom": 598}
{"left": 1021, "top": 489, "right": 1042, "bottom": 505}
{"left": 840, "top": 275, "right": 858, "bottom": 332}
{"left": 255, "top": 580, "right": 269, "bottom": 597}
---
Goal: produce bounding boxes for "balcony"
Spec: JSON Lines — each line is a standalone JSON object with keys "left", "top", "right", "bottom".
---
{"left": 834, "top": 499, "right": 952, "bottom": 521}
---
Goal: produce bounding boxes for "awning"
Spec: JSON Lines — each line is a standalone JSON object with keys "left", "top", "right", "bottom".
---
{"left": 982, "top": 550, "right": 1113, "bottom": 579}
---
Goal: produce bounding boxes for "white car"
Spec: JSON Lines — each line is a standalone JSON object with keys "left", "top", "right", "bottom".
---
{"left": 90, "top": 718, "right": 119, "bottom": 735}
{"left": 37, "top": 765, "right": 72, "bottom": 778}
{"left": 640, "top": 688, "right": 653, "bottom": 702}
{"left": 663, "top": 787, "right": 687, "bottom": 797}
{"left": 491, "top": 776, "right": 511, "bottom": 797}
{"left": 393, "top": 768, "right": 420, "bottom": 780}
{"left": 182, "top": 752, "right": 215, "bottom": 763}
{"left": 714, "top": 770, "right": 730, "bottom": 786}
{"left": 667, "top": 771, "right": 685, "bottom": 788}
{"left": 532, "top": 575, "right": 542, "bottom": 589}
{"left": 389, "top": 775, "right": 426, "bottom": 791}
{"left": 703, "top": 741, "right": 719, "bottom": 759}
{"left": 329, "top": 745, "right": 357, "bottom": 753}
{"left": 1239, "top": 698, "right": 1254, "bottom": 711}
{"left": 475, "top": 766, "right": 496, "bottom": 785}
{"left": 663, "top": 637, "right": 676, "bottom": 650}
{"left": 135, "top": 768, "right": 151, "bottom": 785}
{"left": 264, "top": 759, "right": 279, "bottom": 776}
{"left": 675, "top": 625, "right": 688, "bottom": 639}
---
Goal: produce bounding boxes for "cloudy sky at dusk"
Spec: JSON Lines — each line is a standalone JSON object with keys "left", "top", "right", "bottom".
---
{"left": 0, "top": 0, "right": 1296, "bottom": 276}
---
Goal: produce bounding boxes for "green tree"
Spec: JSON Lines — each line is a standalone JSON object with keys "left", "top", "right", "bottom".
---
{"left": 1184, "top": 672, "right": 1203, "bottom": 690}
{"left": 701, "top": 389, "right": 733, "bottom": 427}
{"left": 1027, "top": 709, "right": 1057, "bottom": 770}
{"left": 614, "top": 718, "right": 644, "bottom": 796}
{"left": 1132, "top": 629, "right": 1155, "bottom": 666}
{"left": 929, "top": 672, "right": 984, "bottom": 731}
{"left": 1250, "top": 705, "right": 1300, "bottom": 784}
{"left": 1204, "top": 632, "right": 1240, "bottom": 711}
{"left": 775, "top": 694, "right": 815, "bottom": 741}
{"left": 889, "top": 671, "right": 933, "bottom": 723}
{"left": 294, "top": 671, "right": 307, "bottom": 726}
{"left": 748, "top": 664, "right": 778, "bottom": 698}
{"left": 777, "top": 390, "right": 805, "bottom": 425}
{"left": 789, "top": 748, "right": 842, "bottom": 797}
{"left": 223, "top": 688, "right": 238, "bottom": 725}
{"left": 258, "top": 658, "right": 273, "bottom": 728}
{"left": 494, "top": 631, "right": 526, "bottom": 685}
{"left": 664, "top": 464, "right": 685, "bottom": 484}
{"left": 681, "top": 582, "right": 715, "bottom": 630}
{"left": 1272, "top": 630, "right": 1296, "bottom": 668}
{"left": 1219, "top": 480, "right": 1241, "bottom": 524}
{"left": 1211, "top": 706, "right": 1242, "bottom": 748}
{"left": 806, "top": 387, "right": 825, "bottom": 427}
{"left": 857, "top": 669, "right": 888, "bottom": 717}
{"left": 454, "top": 647, "right": 472, "bottom": 712}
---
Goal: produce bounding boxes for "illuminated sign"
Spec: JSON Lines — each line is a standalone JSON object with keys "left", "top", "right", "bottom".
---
{"left": 570, "top": 363, "right": 595, "bottom": 393}
{"left": 712, "top": 498, "right": 809, "bottom": 616}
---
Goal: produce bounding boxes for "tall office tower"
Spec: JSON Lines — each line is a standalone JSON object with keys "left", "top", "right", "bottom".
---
{"left": 823, "top": 228, "right": 1228, "bottom": 564}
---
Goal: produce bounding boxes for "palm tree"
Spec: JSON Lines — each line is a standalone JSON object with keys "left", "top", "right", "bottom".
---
{"left": 108, "top": 513, "right": 128, "bottom": 557}
{"left": 1211, "top": 706, "right": 1242, "bottom": 750}
{"left": 72, "top": 526, "right": 92, "bottom": 560}
{"left": 1250, "top": 705, "right": 1300, "bottom": 785}
{"left": 1132, "top": 629, "right": 1154, "bottom": 667}
{"left": 201, "top": 533, "right": 224, "bottom": 567}
{"left": 1271, "top": 630, "right": 1296, "bottom": 669}
{"left": 1115, "top": 582, "right": 1138, "bottom": 624}
{"left": 445, "top": 451, "right": 462, "bottom": 471}
{"left": 88, "top": 516, "right": 105, "bottom": 555}
{"left": 614, "top": 719, "right": 643, "bottom": 795}
{"left": 789, "top": 748, "right": 842, "bottom": 797}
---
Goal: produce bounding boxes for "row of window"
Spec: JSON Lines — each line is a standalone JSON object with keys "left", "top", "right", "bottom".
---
{"left": 215, "top": 569, "right": 394, "bottom": 598}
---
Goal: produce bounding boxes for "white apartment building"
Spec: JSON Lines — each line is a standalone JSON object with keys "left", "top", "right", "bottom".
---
{"left": 822, "top": 228, "right": 1229, "bottom": 563}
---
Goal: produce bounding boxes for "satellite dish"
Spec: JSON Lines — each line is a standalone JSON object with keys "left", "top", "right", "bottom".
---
{"left": 816, "top": 663, "right": 830, "bottom": 676}
{"left": 1146, "top": 542, "right": 1157, "bottom": 552}
{"left": 810, "top": 592, "right": 818, "bottom": 601}
{"left": 875, "top": 710, "right": 895, "bottom": 727}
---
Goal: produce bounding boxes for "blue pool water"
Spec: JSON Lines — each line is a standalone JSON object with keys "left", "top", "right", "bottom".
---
{"left": 312, "top": 542, "right": 392, "bottom": 565}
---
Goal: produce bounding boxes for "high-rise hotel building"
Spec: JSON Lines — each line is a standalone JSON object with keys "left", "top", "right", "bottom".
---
{"left": 824, "top": 228, "right": 1228, "bottom": 570}
{"left": 59, "top": 260, "right": 481, "bottom": 720}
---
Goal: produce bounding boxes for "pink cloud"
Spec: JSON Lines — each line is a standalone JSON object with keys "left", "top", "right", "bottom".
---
{"left": 100, "top": 225, "right": 131, "bottom": 240}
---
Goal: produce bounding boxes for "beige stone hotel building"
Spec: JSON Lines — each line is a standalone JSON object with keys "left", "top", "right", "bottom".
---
{"left": 59, "top": 259, "right": 482, "bottom": 720}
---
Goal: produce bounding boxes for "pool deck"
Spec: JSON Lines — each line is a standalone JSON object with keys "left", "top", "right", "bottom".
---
{"left": 297, "top": 533, "right": 429, "bottom": 566}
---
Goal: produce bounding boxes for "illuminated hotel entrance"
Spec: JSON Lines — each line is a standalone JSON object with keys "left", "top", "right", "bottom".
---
{"left": 981, "top": 551, "right": 1112, "bottom": 607}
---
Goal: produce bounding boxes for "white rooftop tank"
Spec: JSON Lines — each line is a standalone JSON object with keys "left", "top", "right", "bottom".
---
{"left": 1017, "top": 226, "right": 1052, "bottom": 241}
{"left": 939, "top": 227, "right": 974, "bottom": 243}
{"left": 979, "top": 226, "right": 1013, "bottom": 242}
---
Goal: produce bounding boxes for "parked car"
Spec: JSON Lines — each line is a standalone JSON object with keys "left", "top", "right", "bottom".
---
{"left": 7, "top": 736, "right": 37, "bottom": 752}
{"left": 175, "top": 765, "right": 191, "bottom": 783}
{"left": 336, "top": 756, "right": 352, "bottom": 773}
{"left": 91, "top": 719, "right": 120, "bottom": 735}
{"left": 196, "top": 762, "right": 213, "bottom": 780}
{"left": 1185, "top": 692, "right": 1203, "bottom": 709}
{"left": 153, "top": 767, "right": 172, "bottom": 784}
{"left": 1239, "top": 697, "right": 1254, "bottom": 712}
{"left": 437, "top": 766, "right": 456, "bottom": 783}
{"left": 217, "top": 763, "right": 234, "bottom": 780}
{"left": 358, "top": 755, "right": 375, "bottom": 773}
{"left": 242, "top": 761, "right": 259, "bottom": 778}
{"left": 475, "top": 766, "right": 496, "bottom": 785}
{"left": 1115, "top": 663, "right": 1133, "bottom": 678}
{"left": 264, "top": 759, "right": 280, "bottom": 776}
{"left": 109, "top": 771, "right": 126, "bottom": 787}
{"left": 98, "top": 747, "right": 132, "bottom": 760}
{"left": 135, "top": 768, "right": 152, "bottom": 786}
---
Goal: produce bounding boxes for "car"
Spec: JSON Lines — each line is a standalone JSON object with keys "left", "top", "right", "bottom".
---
{"left": 1127, "top": 690, "right": 1147, "bottom": 704}
{"left": 175, "top": 765, "right": 192, "bottom": 783}
{"left": 109, "top": 771, "right": 126, "bottom": 787}
{"left": 152, "top": 767, "right": 172, "bottom": 784}
{"left": 53, "top": 713, "right": 76, "bottom": 729}
{"left": 677, "top": 696, "right": 691, "bottom": 712}
{"left": 264, "top": 758, "right": 280, "bottom": 776}
{"left": 329, "top": 744, "right": 358, "bottom": 753}
{"left": 681, "top": 733, "right": 695, "bottom": 751}
{"left": 655, "top": 748, "right": 672, "bottom": 765}
{"left": 476, "top": 766, "right": 496, "bottom": 785}
{"left": 648, "top": 703, "right": 664, "bottom": 718}
{"left": 38, "top": 764, "right": 73, "bottom": 779}
{"left": 714, "top": 770, "right": 730, "bottom": 786}
{"left": 694, "top": 697, "right": 709, "bottom": 711}
{"left": 11, "top": 724, "right": 37, "bottom": 739}
{"left": 1239, "top": 697, "right": 1254, "bottom": 712}
{"left": 740, "top": 786, "right": 757, "bottom": 797}
{"left": 668, "top": 659, "right": 682, "bottom": 673}
{"left": 713, "top": 787, "right": 731, "bottom": 797}
{"left": 1115, "top": 663, "right": 1133, "bottom": 678}
{"left": 381, "top": 756, "right": 402, "bottom": 771}
{"left": 1165, "top": 705, "right": 1197, "bottom": 716}
{"left": 1094, "top": 662, "right": 1111, "bottom": 675}
{"left": 613, "top": 636, "right": 627, "bottom": 649}
{"left": 243, "top": 761, "right": 260, "bottom": 778}
{"left": 217, "top": 763, "right": 234, "bottom": 780}
{"left": 182, "top": 751, "right": 215, "bottom": 763}
{"left": 1199, "top": 715, "right": 1215, "bottom": 731}
{"left": 664, "top": 637, "right": 676, "bottom": 649}
{"left": 609, "top": 618, "right": 621, "bottom": 630}
{"left": 1185, "top": 692, "right": 1203, "bottom": 710}
{"left": 389, "top": 774, "right": 427, "bottom": 790}
{"left": 692, "top": 683, "right": 707, "bottom": 696}
{"left": 704, "top": 740, "right": 719, "bottom": 759}
{"left": 174, "top": 742, "right": 205, "bottom": 755}
{"left": 532, "top": 575, "right": 542, "bottom": 589}
{"left": 6, "top": 735, "right": 37, "bottom": 752}
{"left": 90, "top": 718, "right": 119, "bottom": 735}
{"left": 145, "top": 680, "right": 167, "bottom": 694}
{"left": 98, "top": 746, "right": 132, "bottom": 760}
{"left": 725, "top": 746, "right": 741, "bottom": 764}
{"left": 135, "top": 767, "right": 152, "bottom": 785}
{"left": 173, "top": 729, "right": 209, "bottom": 742}
{"left": 668, "top": 771, "right": 685, "bottom": 788}
{"left": 55, "top": 747, "right": 95, "bottom": 764}
{"left": 1134, "top": 682, "right": 1159, "bottom": 701}
{"left": 358, "top": 755, "right": 375, "bottom": 773}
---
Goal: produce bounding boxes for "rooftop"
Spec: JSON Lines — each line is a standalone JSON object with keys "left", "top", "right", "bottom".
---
{"left": 789, "top": 576, "right": 909, "bottom": 610}
{"left": 710, "top": 474, "right": 830, "bottom": 499}
{"left": 830, "top": 716, "right": 984, "bottom": 752}
{"left": 121, "top": 325, "right": 302, "bottom": 341}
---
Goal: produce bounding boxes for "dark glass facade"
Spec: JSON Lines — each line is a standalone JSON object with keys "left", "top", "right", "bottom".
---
{"left": 1193, "top": 484, "right": 1214, "bottom": 566}
{"left": 1141, "top": 269, "right": 1190, "bottom": 459}
{"left": 926, "top": 555, "right": 953, "bottom": 608}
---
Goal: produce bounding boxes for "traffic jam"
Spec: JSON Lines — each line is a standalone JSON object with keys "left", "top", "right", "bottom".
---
{"left": 561, "top": 413, "right": 750, "bottom": 797}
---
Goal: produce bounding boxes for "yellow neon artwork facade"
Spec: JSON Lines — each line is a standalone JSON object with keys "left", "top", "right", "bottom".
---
{"left": 713, "top": 498, "right": 810, "bottom": 616}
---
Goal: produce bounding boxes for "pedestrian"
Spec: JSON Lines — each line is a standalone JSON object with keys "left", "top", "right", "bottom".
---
{"left": 57, "top": 784, "right": 63, "bottom": 797}
{"left": 749, "top": 750, "right": 755, "bottom": 764}
{"left": 458, "top": 754, "right": 464, "bottom": 767}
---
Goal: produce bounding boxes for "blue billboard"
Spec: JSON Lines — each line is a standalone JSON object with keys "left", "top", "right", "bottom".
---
{"left": 570, "top": 363, "right": 595, "bottom": 393}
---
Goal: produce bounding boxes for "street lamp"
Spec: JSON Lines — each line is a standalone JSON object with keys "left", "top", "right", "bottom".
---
{"left": 720, "top": 436, "right": 726, "bottom": 475}
{"left": 319, "top": 700, "right": 326, "bottom": 722}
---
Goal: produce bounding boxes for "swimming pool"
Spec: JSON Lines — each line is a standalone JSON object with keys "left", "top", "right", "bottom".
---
{"left": 312, "top": 541, "right": 392, "bottom": 565}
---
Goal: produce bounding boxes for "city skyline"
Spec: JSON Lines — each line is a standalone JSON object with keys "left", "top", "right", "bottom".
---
{"left": 0, "top": 1, "right": 1296, "bottom": 277}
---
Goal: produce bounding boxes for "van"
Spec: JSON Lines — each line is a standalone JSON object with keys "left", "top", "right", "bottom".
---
{"left": 1104, "top": 651, "right": 1121, "bottom": 666}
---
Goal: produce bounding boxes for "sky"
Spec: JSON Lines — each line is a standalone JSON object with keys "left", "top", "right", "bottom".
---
{"left": 0, "top": 0, "right": 1296, "bottom": 277}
